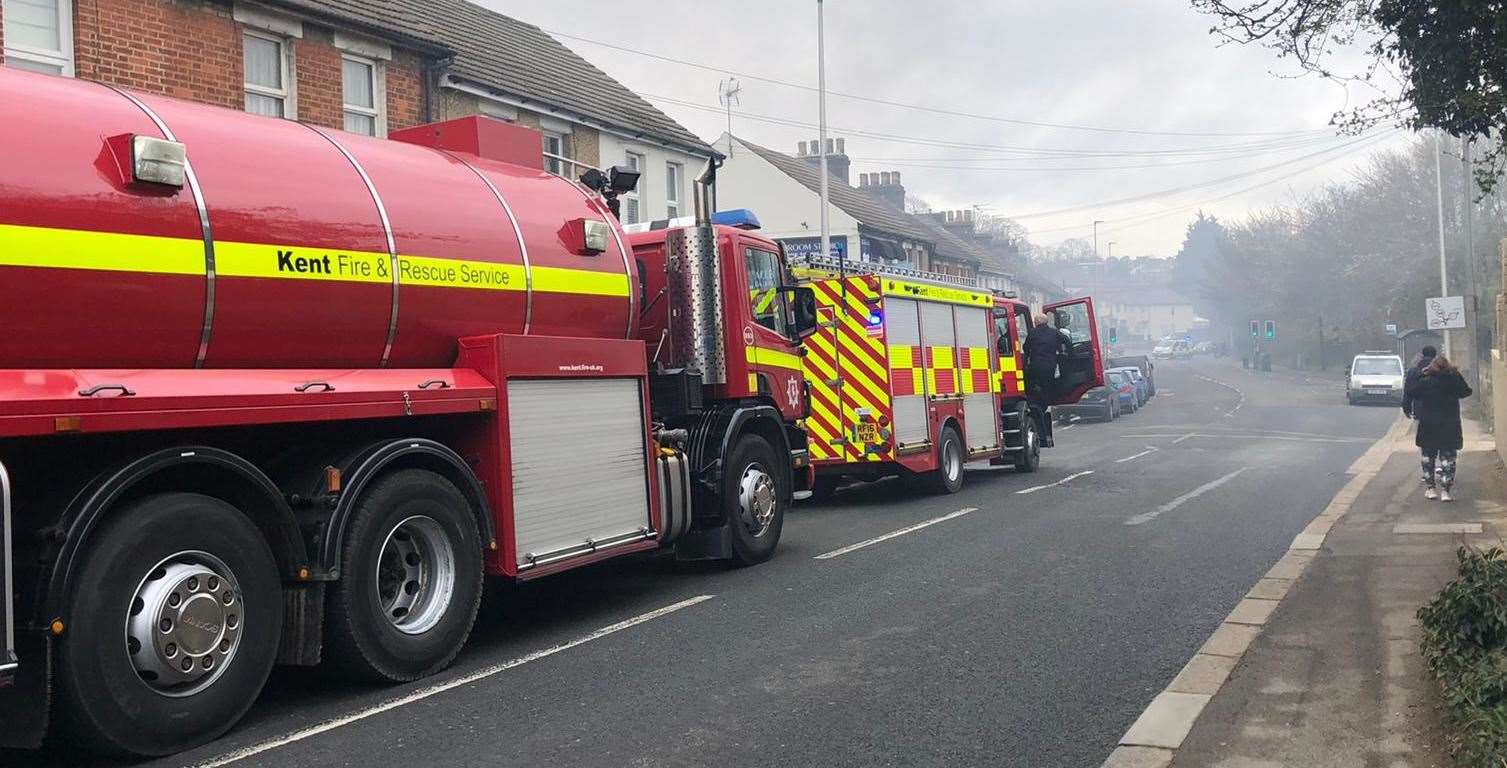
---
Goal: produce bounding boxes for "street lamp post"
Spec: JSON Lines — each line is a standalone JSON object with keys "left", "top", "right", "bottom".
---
{"left": 817, "top": 0, "right": 832, "bottom": 273}
{"left": 1092, "top": 220, "right": 1104, "bottom": 258}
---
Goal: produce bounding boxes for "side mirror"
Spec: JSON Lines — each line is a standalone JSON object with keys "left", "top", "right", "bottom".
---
{"left": 786, "top": 286, "right": 819, "bottom": 340}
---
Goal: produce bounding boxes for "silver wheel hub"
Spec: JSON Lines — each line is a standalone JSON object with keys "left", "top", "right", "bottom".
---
{"left": 126, "top": 552, "right": 242, "bottom": 697}
{"left": 738, "top": 464, "right": 777, "bottom": 538}
{"left": 376, "top": 515, "right": 456, "bottom": 635}
{"left": 944, "top": 439, "right": 961, "bottom": 481}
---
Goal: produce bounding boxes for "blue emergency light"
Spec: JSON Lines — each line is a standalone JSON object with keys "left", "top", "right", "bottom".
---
{"left": 710, "top": 209, "right": 762, "bottom": 230}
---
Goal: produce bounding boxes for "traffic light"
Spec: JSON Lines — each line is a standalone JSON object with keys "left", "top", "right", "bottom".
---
{"left": 1250, "top": 320, "right": 1259, "bottom": 337}
{"left": 1264, "top": 320, "right": 1276, "bottom": 339}
{"left": 1108, "top": 327, "right": 1118, "bottom": 344}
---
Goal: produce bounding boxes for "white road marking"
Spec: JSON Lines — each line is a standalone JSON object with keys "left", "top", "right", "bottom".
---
{"left": 1115, "top": 446, "right": 1160, "bottom": 463}
{"left": 1016, "top": 470, "right": 1095, "bottom": 495}
{"left": 1120, "top": 433, "right": 1370, "bottom": 445}
{"left": 1061, "top": 423, "right": 1076, "bottom": 430}
{"left": 1194, "top": 374, "right": 1245, "bottom": 417}
{"left": 814, "top": 507, "right": 979, "bottom": 560}
{"left": 1125, "top": 468, "right": 1249, "bottom": 526}
{"left": 193, "top": 595, "right": 717, "bottom": 767}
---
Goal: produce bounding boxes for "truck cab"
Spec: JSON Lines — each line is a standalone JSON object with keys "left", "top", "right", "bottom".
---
{"left": 623, "top": 209, "right": 818, "bottom": 557}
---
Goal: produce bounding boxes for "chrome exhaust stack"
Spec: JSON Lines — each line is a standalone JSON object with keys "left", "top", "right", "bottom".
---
{"left": 665, "top": 158, "right": 727, "bottom": 385}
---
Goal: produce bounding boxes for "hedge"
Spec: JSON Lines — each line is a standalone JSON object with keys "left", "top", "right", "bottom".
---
{"left": 1419, "top": 546, "right": 1507, "bottom": 767}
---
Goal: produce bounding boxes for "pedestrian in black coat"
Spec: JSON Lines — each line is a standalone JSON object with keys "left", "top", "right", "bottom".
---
{"left": 1400, "top": 345, "right": 1437, "bottom": 418}
{"left": 1023, "top": 313, "right": 1065, "bottom": 405}
{"left": 1404, "top": 355, "right": 1472, "bottom": 501}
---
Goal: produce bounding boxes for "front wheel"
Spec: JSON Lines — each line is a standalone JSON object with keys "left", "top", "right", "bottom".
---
{"left": 1015, "top": 411, "right": 1041, "bottom": 473}
{"left": 725, "top": 434, "right": 787, "bottom": 565}
{"left": 324, "top": 469, "right": 483, "bottom": 683}
{"left": 57, "top": 493, "right": 282, "bottom": 758}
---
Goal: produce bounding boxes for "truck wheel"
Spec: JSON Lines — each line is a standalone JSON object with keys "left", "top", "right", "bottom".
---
{"left": 1015, "top": 411, "right": 1041, "bottom": 473}
{"left": 57, "top": 493, "right": 281, "bottom": 758}
{"left": 324, "top": 469, "right": 483, "bottom": 683}
{"left": 725, "top": 434, "right": 786, "bottom": 565}
{"left": 926, "top": 426, "right": 965, "bottom": 494}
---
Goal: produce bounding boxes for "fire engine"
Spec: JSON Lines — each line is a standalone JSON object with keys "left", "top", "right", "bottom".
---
{"left": 791, "top": 254, "right": 1102, "bottom": 495}
{"left": 0, "top": 68, "right": 816, "bottom": 757}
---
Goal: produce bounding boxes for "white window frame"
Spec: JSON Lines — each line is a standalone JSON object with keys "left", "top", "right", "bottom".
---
{"left": 340, "top": 53, "right": 385, "bottom": 137}
{"left": 623, "top": 151, "right": 645, "bottom": 224}
{"left": 665, "top": 161, "right": 683, "bottom": 219}
{"left": 3, "top": 0, "right": 75, "bottom": 76}
{"left": 542, "top": 130, "right": 569, "bottom": 177}
{"left": 242, "top": 29, "right": 294, "bottom": 119}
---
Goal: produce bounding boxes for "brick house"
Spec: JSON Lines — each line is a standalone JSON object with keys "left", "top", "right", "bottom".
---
{"left": 0, "top": 0, "right": 714, "bottom": 223}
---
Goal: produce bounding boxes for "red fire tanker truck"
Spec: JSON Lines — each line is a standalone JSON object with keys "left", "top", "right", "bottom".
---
{"left": 0, "top": 68, "right": 816, "bottom": 757}
{"left": 791, "top": 255, "right": 1102, "bottom": 495}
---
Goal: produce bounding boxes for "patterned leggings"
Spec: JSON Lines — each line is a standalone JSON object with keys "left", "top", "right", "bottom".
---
{"left": 1422, "top": 449, "right": 1458, "bottom": 490}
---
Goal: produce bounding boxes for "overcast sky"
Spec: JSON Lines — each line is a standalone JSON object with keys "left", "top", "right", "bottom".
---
{"left": 488, "top": 0, "right": 1407, "bottom": 257}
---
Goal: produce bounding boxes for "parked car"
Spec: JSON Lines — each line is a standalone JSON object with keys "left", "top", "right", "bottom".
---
{"left": 1107, "top": 355, "right": 1156, "bottom": 397}
{"left": 1057, "top": 384, "right": 1120, "bottom": 422}
{"left": 1107, "top": 366, "right": 1149, "bottom": 406}
{"left": 1106, "top": 369, "right": 1139, "bottom": 413}
{"left": 1346, "top": 352, "right": 1406, "bottom": 405}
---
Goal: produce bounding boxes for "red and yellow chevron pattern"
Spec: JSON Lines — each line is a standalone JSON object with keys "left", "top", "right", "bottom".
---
{"left": 802, "top": 276, "right": 893, "bottom": 463}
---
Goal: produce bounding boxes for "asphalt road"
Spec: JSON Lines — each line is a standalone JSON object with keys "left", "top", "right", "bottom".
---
{"left": 20, "top": 357, "right": 1397, "bottom": 768}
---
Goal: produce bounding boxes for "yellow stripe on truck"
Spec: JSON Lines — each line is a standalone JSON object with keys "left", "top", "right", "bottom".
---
{"left": 0, "top": 223, "right": 204, "bottom": 275}
{"left": 746, "top": 345, "right": 804, "bottom": 371}
{"left": 0, "top": 224, "right": 631, "bottom": 297}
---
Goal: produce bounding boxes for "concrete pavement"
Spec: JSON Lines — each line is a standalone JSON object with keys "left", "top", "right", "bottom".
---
{"left": 1108, "top": 416, "right": 1504, "bottom": 767}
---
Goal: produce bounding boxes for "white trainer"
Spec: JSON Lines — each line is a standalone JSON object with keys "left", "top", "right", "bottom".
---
{"left": 1425, "top": 488, "right": 1439, "bottom": 500}
{"left": 1441, "top": 490, "right": 1454, "bottom": 503}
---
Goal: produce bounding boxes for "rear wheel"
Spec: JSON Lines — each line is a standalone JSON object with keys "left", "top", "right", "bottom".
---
{"left": 725, "top": 434, "right": 786, "bottom": 565}
{"left": 925, "top": 425, "right": 965, "bottom": 493}
{"left": 324, "top": 469, "right": 483, "bottom": 683}
{"left": 1102, "top": 400, "right": 1114, "bottom": 422}
{"left": 58, "top": 493, "right": 281, "bottom": 758}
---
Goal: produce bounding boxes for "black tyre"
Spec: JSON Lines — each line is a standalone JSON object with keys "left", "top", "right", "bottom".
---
{"left": 1015, "top": 410, "right": 1041, "bottom": 473}
{"left": 324, "top": 469, "right": 483, "bottom": 682}
{"left": 926, "top": 425, "right": 965, "bottom": 494}
{"left": 724, "top": 434, "right": 786, "bottom": 565}
{"left": 1102, "top": 400, "right": 1114, "bottom": 422}
{"left": 57, "top": 493, "right": 281, "bottom": 758}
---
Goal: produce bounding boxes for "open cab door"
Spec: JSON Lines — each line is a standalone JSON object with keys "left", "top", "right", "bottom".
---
{"left": 1044, "top": 296, "right": 1104, "bottom": 405}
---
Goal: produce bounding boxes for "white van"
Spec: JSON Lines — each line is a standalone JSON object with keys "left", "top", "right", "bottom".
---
{"left": 1347, "top": 352, "right": 1405, "bottom": 405}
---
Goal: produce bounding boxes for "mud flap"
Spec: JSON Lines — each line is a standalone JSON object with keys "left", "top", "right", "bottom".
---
{"left": 672, "top": 523, "right": 733, "bottom": 562}
{"left": 0, "top": 631, "right": 50, "bottom": 750}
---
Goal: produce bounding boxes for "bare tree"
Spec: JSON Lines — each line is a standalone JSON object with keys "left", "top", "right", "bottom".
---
{"left": 1193, "top": 0, "right": 1507, "bottom": 191}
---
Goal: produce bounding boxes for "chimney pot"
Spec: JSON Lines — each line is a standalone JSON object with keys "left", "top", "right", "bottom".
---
{"left": 797, "top": 142, "right": 807, "bottom": 156}
{"left": 836, "top": 138, "right": 845, "bottom": 155}
{"left": 825, "top": 138, "right": 835, "bottom": 154}
{"left": 893, "top": 172, "right": 902, "bottom": 185}
{"left": 859, "top": 173, "right": 868, "bottom": 186}
{"left": 880, "top": 172, "right": 891, "bottom": 185}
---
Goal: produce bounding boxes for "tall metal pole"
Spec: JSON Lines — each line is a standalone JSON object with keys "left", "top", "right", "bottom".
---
{"left": 1092, "top": 220, "right": 1103, "bottom": 258}
{"left": 1434, "top": 133, "right": 1450, "bottom": 359}
{"left": 817, "top": 0, "right": 832, "bottom": 273}
{"left": 1463, "top": 135, "right": 1481, "bottom": 385}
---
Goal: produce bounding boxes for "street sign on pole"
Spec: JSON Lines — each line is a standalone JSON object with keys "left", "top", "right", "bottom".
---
{"left": 1425, "top": 296, "right": 1466, "bottom": 331}
{"left": 1385, "top": 323, "right": 1398, "bottom": 337}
